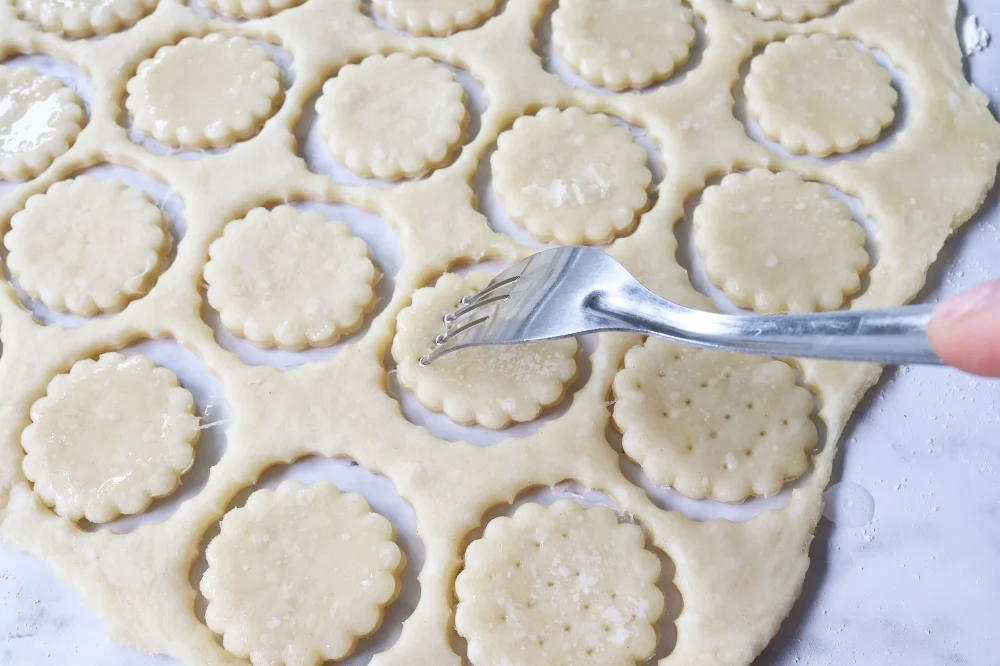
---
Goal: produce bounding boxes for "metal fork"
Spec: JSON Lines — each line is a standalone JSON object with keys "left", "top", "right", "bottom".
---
{"left": 419, "top": 246, "right": 943, "bottom": 366}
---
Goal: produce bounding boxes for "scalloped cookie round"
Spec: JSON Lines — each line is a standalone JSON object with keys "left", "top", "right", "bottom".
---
{"left": 125, "top": 34, "right": 283, "bottom": 150}
{"left": 5, "top": 176, "right": 168, "bottom": 316}
{"left": 201, "top": 480, "right": 404, "bottom": 665}
{"left": 492, "top": 107, "right": 651, "bottom": 245}
{"left": 745, "top": 34, "right": 897, "bottom": 156}
{"left": 456, "top": 500, "right": 664, "bottom": 666}
{"left": 204, "top": 206, "right": 379, "bottom": 351}
{"left": 730, "top": 0, "right": 846, "bottom": 22}
{"left": 612, "top": 339, "right": 818, "bottom": 502}
{"left": 16, "top": 0, "right": 158, "bottom": 38}
{"left": 0, "top": 67, "right": 84, "bottom": 182}
{"left": 316, "top": 53, "right": 467, "bottom": 180}
{"left": 391, "top": 271, "right": 578, "bottom": 429}
{"left": 20, "top": 353, "right": 199, "bottom": 523}
{"left": 201, "top": 0, "right": 305, "bottom": 19}
{"left": 372, "top": 0, "right": 500, "bottom": 36}
{"left": 552, "top": 0, "right": 695, "bottom": 91}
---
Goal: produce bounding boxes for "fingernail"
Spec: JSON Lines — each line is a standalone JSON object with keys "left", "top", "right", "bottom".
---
{"left": 933, "top": 281, "right": 1000, "bottom": 324}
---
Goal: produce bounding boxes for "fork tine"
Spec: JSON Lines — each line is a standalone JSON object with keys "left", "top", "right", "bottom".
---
{"left": 419, "top": 315, "right": 489, "bottom": 365}
{"left": 444, "top": 293, "right": 511, "bottom": 323}
{"left": 459, "top": 275, "right": 519, "bottom": 306}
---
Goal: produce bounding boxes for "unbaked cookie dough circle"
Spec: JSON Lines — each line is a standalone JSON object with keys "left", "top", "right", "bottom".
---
{"left": 16, "top": 0, "right": 157, "bottom": 38}
{"left": 203, "top": 205, "right": 379, "bottom": 351}
{"left": 492, "top": 107, "right": 651, "bottom": 245}
{"left": 455, "top": 500, "right": 664, "bottom": 666}
{"left": 316, "top": 53, "right": 467, "bottom": 180}
{"left": 391, "top": 271, "right": 578, "bottom": 429}
{"left": 5, "top": 176, "right": 168, "bottom": 316}
{"left": 552, "top": 0, "right": 695, "bottom": 91}
{"left": 0, "top": 67, "right": 85, "bottom": 182}
{"left": 20, "top": 353, "right": 199, "bottom": 523}
{"left": 693, "top": 169, "right": 869, "bottom": 314}
{"left": 612, "top": 339, "right": 818, "bottom": 502}
{"left": 201, "top": 0, "right": 304, "bottom": 19}
{"left": 745, "top": 34, "right": 897, "bottom": 156}
{"left": 125, "top": 34, "right": 283, "bottom": 150}
{"left": 372, "top": 0, "right": 500, "bottom": 36}
{"left": 730, "top": 0, "right": 846, "bottom": 22}
{"left": 201, "top": 480, "right": 404, "bottom": 664}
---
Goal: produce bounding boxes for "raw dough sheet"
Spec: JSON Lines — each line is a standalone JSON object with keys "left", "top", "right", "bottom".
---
{"left": 0, "top": 0, "right": 999, "bottom": 665}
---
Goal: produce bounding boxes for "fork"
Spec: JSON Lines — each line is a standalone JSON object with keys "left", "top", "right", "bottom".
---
{"left": 419, "top": 246, "right": 943, "bottom": 366}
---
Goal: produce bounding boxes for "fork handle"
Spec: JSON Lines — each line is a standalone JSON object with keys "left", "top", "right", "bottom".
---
{"left": 596, "top": 285, "right": 943, "bottom": 365}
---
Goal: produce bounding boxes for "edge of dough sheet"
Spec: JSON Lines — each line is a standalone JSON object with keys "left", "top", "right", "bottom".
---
{"left": 0, "top": 0, "right": 998, "bottom": 664}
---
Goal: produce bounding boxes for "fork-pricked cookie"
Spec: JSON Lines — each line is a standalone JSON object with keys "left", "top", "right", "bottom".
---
{"left": 316, "top": 53, "right": 467, "bottom": 180}
{"left": 20, "top": 353, "right": 199, "bottom": 523}
{"left": 5, "top": 176, "right": 168, "bottom": 315}
{"left": 693, "top": 169, "right": 869, "bottom": 314}
{"left": 612, "top": 339, "right": 817, "bottom": 502}
{"left": 492, "top": 107, "right": 651, "bottom": 245}
{"left": 391, "top": 271, "right": 578, "bottom": 429}
{"left": 552, "top": 0, "right": 695, "bottom": 91}
{"left": 202, "top": 480, "right": 404, "bottom": 665}
{"left": 204, "top": 206, "right": 379, "bottom": 351}
{"left": 456, "top": 500, "right": 664, "bottom": 666}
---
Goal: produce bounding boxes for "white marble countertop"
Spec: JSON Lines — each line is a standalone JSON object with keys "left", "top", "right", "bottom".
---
{"left": 2, "top": 4, "right": 999, "bottom": 666}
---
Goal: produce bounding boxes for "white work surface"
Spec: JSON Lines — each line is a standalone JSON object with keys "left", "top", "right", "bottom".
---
{"left": 1, "top": 3, "right": 999, "bottom": 666}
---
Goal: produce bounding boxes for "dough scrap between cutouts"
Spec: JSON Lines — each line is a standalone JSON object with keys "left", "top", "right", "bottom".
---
{"left": 204, "top": 205, "right": 379, "bottom": 351}
{"left": 316, "top": 53, "right": 467, "bottom": 180}
{"left": 552, "top": 0, "right": 695, "bottom": 91}
{"left": 0, "top": 67, "right": 84, "bottom": 182}
{"left": 612, "top": 339, "right": 817, "bottom": 502}
{"left": 455, "top": 500, "right": 663, "bottom": 666}
{"left": 730, "top": 0, "right": 846, "bottom": 22}
{"left": 20, "top": 353, "right": 199, "bottom": 523}
{"left": 5, "top": 176, "right": 168, "bottom": 315}
{"left": 391, "top": 271, "right": 578, "bottom": 429}
{"left": 125, "top": 34, "right": 283, "bottom": 150}
{"left": 693, "top": 169, "right": 869, "bottom": 314}
{"left": 372, "top": 0, "right": 500, "bottom": 36}
{"left": 492, "top": 107, "right": 651, "bottom": 245}
{"left": 16, "top": 0, "right": 157, "bottom": 38}
{"left": 200, "top": 0, "right": 305, "bottom": 19}
{"left": 745, "top": 34, "right": 897, "bottom": 156}
{"left": 201, "top": 480, "right": 404, "bottom": 665}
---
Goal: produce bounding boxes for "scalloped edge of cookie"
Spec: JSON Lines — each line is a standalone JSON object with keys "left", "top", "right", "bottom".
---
{"left": 731, "top": 0, "right": 847, "bottom": 22}
{"left": 371, "top": 0, "right": 500, "bottom": 36}
{"left": 16, "top": 0, "right": 158, "bottom": 38}
{"left": 200, "top": 0, "right": 305, "bottom": 19}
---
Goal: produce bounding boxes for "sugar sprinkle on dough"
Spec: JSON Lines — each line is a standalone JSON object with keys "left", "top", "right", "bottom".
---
{"left": 613, "top": 340, "right": 818, "bottom": 502}
{"left": 693, "top": 169, "right": 869, "bottom": 314}
{"left": 391, "top": 271, "right": 578, "bottom": 429}
{"left": 20, "top": 353, "right": 199, "bottom": 524}
{"left": 745, "top": 34, "right": 897, "bottom": 157}
{"left": 5, "top": 176, "right": 167, "bottom": 316}
{"left": 16, "top": 0, "right": 157, "bottom": 38}
{"left": 125, "top": 35, "right": 283, "bottom": 150}
{"left": 316, "top": 53, "right": 467, "bottom": 180}
{"left": 204, "top": 205, "right": 379, "bottom": 351}
{"left": 456, "top": 500, "right": 663, "bottom": 666}
{"left": 201, "top": 480, "right": 404, "bottom": 665}
{"left": 552, "top": 0, "right": 695, "bottom": 91}
{"left": 0, "top": 66, "right": 84, "bottom": 182}
{"left": 730, "top": 0, "right": 846, "bottom": 22}
{"left": 372, "top": 0, "right": 500, "bottom": 36}
{"left": 492, "top": 107, "right": 651, "bottom": 245}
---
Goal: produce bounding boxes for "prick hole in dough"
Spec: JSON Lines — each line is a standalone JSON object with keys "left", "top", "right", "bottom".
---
{"left": 79, "top": 339, "right": 228, "bottom": 534}
{"left": 783, "top": 419, "right": 789, "bottom": 426}
{"left": 190, "top": 456, "right": 423, "bottom": 657}
{"left": 385, "top": 322, "right": 595, "bottom": 445}
{"left": 564, "top": 624, "right": 571, "bottom": 632}
{"left": 2, "top": 164, "right": 184, "bottom": 328}
{"left": 733, "top": 39, "right": 911, "bottom": 167}
{"left": 533, "top": 1, "right": 708, "bottom": 95}
{"left": 759, "top": 430, "right": 767, "bottom": 438}
{"left": 685, "top": 444, "right": 693, "bottom": 452}
{"left": 296, "top": 55, "right": 485, "bottom": 186}
{"left": 202, "top": 200, "right": 401, "bottom": 368}
{"left": 684, "top": 399, "right": 692, "bottom": 406}
{"left": 745, "top": 449, "right": 753, "bottom": 457}
{"left": 708, "top": 431, "right": 717, "bottom": 439}
{"left": 724, "top": 414, "right": 732, "bottom": 420}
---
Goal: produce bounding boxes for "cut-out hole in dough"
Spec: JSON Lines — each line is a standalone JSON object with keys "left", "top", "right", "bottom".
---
{"left": 81, "top": 338, "right": 230, "bottom": 534}
{"left": 0, "top": 164, "right": 185, "bottom": 328}
{"left": 202, "top": 200, "right": 401, "bottom": 368}
{"left": 734, "top": 40, "right": 910, "bottom": 167}
{"left": 534, "top": 1, "right": 707, "bottom": 95}
{"left": 299, "top": 55, "right": 484, "bottom": 187}
{"left": 189, "top": 456, "right": 423, "bottom": 661}
{"left": 454, "top": 483, "right": 681, "bottom": 664}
